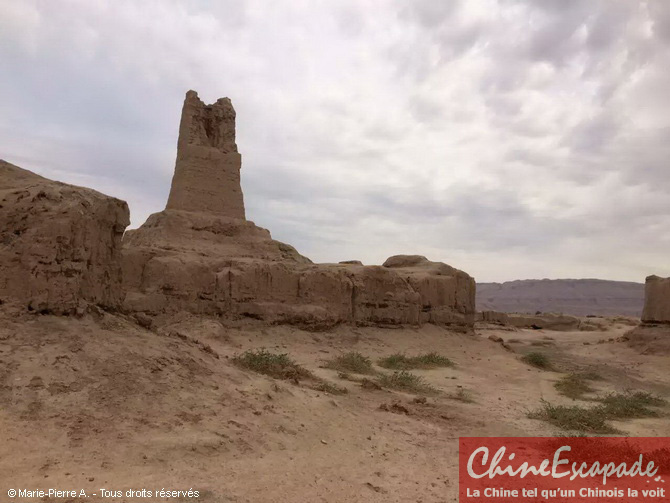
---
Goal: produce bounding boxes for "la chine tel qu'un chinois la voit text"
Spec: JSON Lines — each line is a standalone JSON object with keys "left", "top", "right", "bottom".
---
{"left": 466, "top": 486, "right": 666, "bottom": 499}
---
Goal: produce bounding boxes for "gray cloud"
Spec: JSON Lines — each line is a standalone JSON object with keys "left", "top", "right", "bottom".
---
{"left": 0, "top": 0, "right": 669, "bottom": 282}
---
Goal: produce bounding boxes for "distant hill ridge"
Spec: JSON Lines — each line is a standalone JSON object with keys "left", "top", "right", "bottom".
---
{"left": 476, "top": 279, "right": 644, "bottom": 317}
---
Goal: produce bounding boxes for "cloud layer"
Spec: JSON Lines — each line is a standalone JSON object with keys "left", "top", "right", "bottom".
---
{"left": 1, "top": 0, "right": 668, "bottom": 282}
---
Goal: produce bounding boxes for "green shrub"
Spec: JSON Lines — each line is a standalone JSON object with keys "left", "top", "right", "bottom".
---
{"left": 232, "top": 349, "right": 313, "bottom": 381}
{"left": 598, "top": 391, "right": 665, "bottom": 419}
{"left": 325, "top": 352, "right": 375, "bottom": 374}
{"left": 378, "top": 352, "right": 453, "bottom": 370}
{"left": 554, "top": 373, "right": 597, "bottom": 399}
{"left": 377, "top": 371, "right": 437, "bottom": 395}
{"left": 528, "top": 401, "right": 616, "bottom": 434}
{"left": 530, "top": 391, "right": 666, "bottom": 433}
{"left": 449, "top": 387, "right": 474, "bottom": 403}
{"left": 521, "top": 352, "right": 552, "bottom": 370}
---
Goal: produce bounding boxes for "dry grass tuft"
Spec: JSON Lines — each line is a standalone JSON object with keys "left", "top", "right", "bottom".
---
{"left": 325, "top": 352, "right": 376, "bottom": 374}
{"left": 233, "top": 349, "right": 313, "bottom": 381}
{"left": 378, "top": 352, "right": 453, "bottom": 370}
{"left": 377, "top": 371, "right": 438, "bottom": 395}
{"left": 529, "top": 391, "right": 666, "bottom": 433}
{"left": 554, "top": 372, "right": 600, "bottom": 399}
{"left": 521, "top": 351, "right": 552, "bottom": 370}
{"left": 448, "top": 387, "right": 474, "bottom": 403}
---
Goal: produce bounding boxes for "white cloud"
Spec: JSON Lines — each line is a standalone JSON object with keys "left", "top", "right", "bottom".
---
{"left": 0, "top": 0, "right": 668, "bottom": 282}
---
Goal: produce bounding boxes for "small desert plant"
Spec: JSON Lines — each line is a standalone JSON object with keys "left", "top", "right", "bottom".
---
{"left": 377, "top": 353, "right": 408, "bottom": 369}
{"left": 521, "top": 352, "right": 552, "bottom": 369}
{"left": 528, "top": 401, "right": 616, "bottom": 434}
{"left": 597, "top": 391, "right": 665, "bottom": 419}
{"left": 312, "top": 381, "right": 348, "bottom": 395}
{"left": 325, "top": 352, "right": 375, "bottom": 374}
{"left": 378, "top": 352, "right": 453, "bottom": 370}
{"left": 232, "top": 349, "right": 313, "bottom": 381}
{"left": 448, "top": 387, "right": 474, "bottom": 403}
{"left": 377, "top": 370, "right": 437, "bottom": 395}
{"left": 337, "top": 371, "right": 353, "bottom": 380}
{"left": 554, "top": 373, "right": 599, "bottom": 399}
{"left": 530, "top": 390, "right": 666, "bottom": 433}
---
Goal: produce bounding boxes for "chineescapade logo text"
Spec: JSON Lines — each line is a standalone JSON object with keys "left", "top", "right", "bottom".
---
{"left": 459, "top": 437, "right": 669, "bottom": 503}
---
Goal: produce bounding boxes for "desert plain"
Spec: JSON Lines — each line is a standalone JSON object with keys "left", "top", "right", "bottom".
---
{"left": 1, "top": 312, "right": 668, "bottom": 503}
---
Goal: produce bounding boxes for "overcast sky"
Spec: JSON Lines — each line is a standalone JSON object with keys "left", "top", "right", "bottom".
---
{"left": 1, "top": 0, "right": 668, "bottom": 282}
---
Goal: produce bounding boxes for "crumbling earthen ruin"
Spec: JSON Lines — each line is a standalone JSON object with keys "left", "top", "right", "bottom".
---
{"left": 0, "top": 90, "right": 475, "bottom": 330}
{"left": 641, "top": 275, "right": 670, "bottom": 324}
{"left": 122, "top": 91, "right": 476, "bottom": 330}
{"left": 166, "top": 91, "right": 245, "bottom": 219}
{"left": 624, "top": 275, "right": 670, "bottom": 354}
{"left": 0, "top": 160, "right": 129, "bottom": 314}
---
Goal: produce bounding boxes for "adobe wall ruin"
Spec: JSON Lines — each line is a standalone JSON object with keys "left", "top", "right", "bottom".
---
{"left": 641, "top": 275, "right": 670, "bottom": 324}
{"left": 0, "top": 91, "right": 475, "bottom": 330}
{"left": 0, "top": 160, "right": 129, "bottom": 314}
{"left": 166, "top": 90, "right": 245, "bottom": 219}
{"left": 121, "top": 91, "right": 476, "bottom": 330}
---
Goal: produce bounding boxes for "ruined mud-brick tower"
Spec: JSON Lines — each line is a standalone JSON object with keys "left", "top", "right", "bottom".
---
{"left": 641, "top": 275, "right": 670, "bottom": 324}
{"left": 166, "top": 90, "right": 245, "bottom": 219}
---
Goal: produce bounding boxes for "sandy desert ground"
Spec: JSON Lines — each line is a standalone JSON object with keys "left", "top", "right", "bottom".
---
{"left": 1, "top": 312, "right": 668, "bottom": 503}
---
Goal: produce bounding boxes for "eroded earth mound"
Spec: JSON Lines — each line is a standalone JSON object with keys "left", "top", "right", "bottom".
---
{"left": 0, "top": 160, "right": 129, "bottom": 314}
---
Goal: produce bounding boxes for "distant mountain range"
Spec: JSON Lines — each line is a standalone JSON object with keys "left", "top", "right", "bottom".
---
{"left": 476, "top": 279, "right": 644, "bottom": 317}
